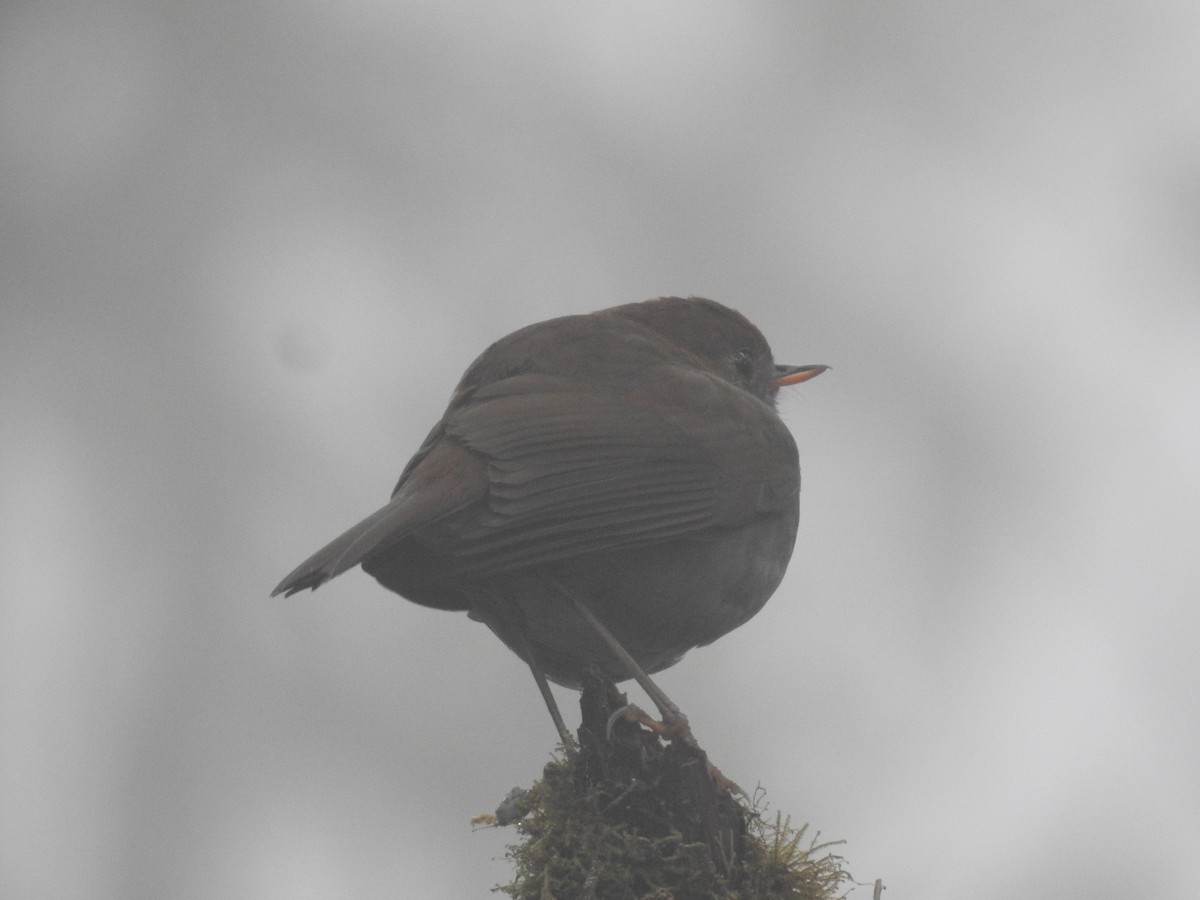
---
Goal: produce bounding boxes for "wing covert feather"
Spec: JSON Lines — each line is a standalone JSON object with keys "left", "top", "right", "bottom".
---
{"left": 431, "top": 370, "right": 797, "bottom": 575}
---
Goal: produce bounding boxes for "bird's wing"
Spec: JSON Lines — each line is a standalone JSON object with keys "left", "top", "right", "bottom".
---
{"left": 272, "top": 367, "right": 799, "bottom": 595}
{"left": 438, "top": 370, "right": 798, "bottom": 575}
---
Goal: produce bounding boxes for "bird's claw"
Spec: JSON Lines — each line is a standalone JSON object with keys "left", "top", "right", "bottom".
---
{"left": 605, "top": 702, "right": 692, "bottom": 743}
{"left": 603, "top": 703, "right": 745, "bottom": 797}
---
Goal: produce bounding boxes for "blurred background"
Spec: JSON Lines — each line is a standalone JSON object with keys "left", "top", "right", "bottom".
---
{"left": 3, "top": 1, "right": 1198, "bottom": 897}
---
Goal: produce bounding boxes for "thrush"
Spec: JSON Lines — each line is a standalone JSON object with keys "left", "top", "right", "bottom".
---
{"left": 273, "top": 296, "right": 826, "bottom": 744}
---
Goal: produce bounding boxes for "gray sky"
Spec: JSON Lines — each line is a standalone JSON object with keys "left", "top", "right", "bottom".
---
{"left": 3, "top": 2, "right": 1198, "bottom": 898}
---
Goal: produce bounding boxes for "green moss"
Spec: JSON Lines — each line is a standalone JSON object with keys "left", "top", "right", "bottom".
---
{"left": 738, "top": 806, "right": 849, "bottom": 900}
{"left": 494, "top": 749, "right": 851, "bottom": 900}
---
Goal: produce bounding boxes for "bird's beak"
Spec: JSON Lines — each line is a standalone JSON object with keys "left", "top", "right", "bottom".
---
{"left": 774, "top": 364, "right": 829, "bottom": 387}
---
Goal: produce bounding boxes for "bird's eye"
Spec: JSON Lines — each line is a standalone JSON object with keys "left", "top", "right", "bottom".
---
{"left": 732, "top": 349, "right": 754, "bottom": 376}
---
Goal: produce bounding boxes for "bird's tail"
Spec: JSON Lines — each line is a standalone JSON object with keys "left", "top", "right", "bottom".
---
{"left": 270, "top": 501, "right": 410, "bottom": 596}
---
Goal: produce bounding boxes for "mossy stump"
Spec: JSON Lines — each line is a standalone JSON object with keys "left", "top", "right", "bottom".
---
{"left": 496, "top": 670, "right": 851, "bottom": 899}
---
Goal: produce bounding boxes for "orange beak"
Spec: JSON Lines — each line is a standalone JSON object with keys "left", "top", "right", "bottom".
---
{"left": 774, "top": 364, "right": 829, "bottom": 387}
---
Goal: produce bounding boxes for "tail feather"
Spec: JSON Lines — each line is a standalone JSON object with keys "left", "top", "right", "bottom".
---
{"left": 271, "top": 475, "right": 484, "bottom": 597}
{"left": 272, "top": 439, "right": 489, "bottom": 597}
{"left": 271, "top": 501, "right": 407, "bottom": 596}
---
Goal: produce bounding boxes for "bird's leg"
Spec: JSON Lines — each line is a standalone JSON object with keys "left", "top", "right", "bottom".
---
{"left": 563, "top": 591, "right": 746, "bottom": 795}
{"left": 516, "top": 628, "right": 574, "bottom": 747}
{"left": 563, "top": 592, "right": 695, "bottom": 748}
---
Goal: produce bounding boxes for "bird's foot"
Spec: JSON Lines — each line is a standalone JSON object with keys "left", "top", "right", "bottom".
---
{"left": 604, "top": 703, "right": 744, "bottom": 796}
{"left": 606, "top": 702, "right": 691, "bottom": 743}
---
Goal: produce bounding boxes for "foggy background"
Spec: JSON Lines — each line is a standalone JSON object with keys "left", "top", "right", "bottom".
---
{"left": 3, "top": 2, "right": 1198, "bottom": 898}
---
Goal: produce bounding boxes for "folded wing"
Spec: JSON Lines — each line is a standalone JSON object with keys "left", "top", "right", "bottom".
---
{"left": 273, "top": 366, "right": 798, "bottom": 594}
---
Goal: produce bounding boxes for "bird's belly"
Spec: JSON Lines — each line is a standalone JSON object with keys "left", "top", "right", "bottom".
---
{"left": 471, "top": 511, "right": 799, "bottom": 687}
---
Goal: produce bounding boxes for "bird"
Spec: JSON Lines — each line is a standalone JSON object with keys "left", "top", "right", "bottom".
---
{"left": 272, "top": 296, "right": 826, "bottom": 744}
